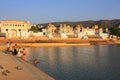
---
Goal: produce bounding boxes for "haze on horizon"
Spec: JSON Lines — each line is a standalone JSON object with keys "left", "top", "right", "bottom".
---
{"left": 0, "top": 0, "right": 120, "bottom": 24}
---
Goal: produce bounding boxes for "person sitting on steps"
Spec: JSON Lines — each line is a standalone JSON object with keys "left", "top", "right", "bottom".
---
{"left": 12, "top": 44, "right": 19, "bottom": 55}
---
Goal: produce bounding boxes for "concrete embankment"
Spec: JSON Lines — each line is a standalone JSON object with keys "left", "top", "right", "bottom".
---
{"left": 0, "top": 51, "right": 54, "bottom": 80}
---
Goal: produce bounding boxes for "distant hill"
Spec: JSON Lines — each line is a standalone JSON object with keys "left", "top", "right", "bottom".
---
{"left": 37, "top": 19, "right": 120, "bottom": 28}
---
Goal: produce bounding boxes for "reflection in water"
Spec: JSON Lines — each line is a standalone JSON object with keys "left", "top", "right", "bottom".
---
{"left": 27, "top": 45, "right": 120, "bottom": 80}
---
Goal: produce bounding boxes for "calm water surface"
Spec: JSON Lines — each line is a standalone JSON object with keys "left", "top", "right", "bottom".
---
{"left": 26, "top": 45, "right": 120, "bottom": 80}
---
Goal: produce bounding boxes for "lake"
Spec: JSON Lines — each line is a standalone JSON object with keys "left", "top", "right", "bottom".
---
{"left": 26, "top": 45, "right": 120, "bottom": 80}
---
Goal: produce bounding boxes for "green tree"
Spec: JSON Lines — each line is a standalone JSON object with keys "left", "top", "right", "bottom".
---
{"left": 109, "top": 27, "right": 120, "bottom": 37}
{"left": 30, "top": 26, "right": 39, "bottom": 33}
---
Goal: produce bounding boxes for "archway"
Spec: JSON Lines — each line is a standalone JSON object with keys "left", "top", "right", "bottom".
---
{"left": 10, "top": 29, "right": 17, "bottom": 38}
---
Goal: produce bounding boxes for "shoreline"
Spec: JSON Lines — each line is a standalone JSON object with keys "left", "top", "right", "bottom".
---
{"left": 0, "top": 39, "right": 120, "bottom": 50}
{"left": 9, "top": 39, "right": 120, "bottom": 47}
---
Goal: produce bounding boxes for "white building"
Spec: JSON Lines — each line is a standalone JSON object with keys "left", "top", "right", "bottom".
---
{"left": 0, "top": 20, "right": 31, "bottom": 39}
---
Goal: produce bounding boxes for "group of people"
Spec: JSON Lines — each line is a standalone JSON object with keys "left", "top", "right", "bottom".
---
{"left": 6, "top": 41, "right": 39, "bottom": 65}
{"left": 6, "top": 41, "right": 27, "bottom": 61}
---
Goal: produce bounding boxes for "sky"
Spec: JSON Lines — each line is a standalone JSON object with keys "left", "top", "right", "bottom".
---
{"left": 0, "top": 0, "right": 120, "bottom": 24}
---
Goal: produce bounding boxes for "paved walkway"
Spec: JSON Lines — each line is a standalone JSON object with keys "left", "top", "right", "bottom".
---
{"left": 0, "top": 51, "right": 54, "bottom": 80}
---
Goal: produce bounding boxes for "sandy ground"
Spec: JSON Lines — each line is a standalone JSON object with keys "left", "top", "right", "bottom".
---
{"left": 0, "top": 51, "right": 54, "bottom": 80}
{"left": 16, "top": 43, "right": 91, "bottom": 47}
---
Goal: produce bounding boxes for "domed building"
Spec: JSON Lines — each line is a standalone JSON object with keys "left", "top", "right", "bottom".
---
{"left": 0, "top": 20, "right": 31, "bottom": 39}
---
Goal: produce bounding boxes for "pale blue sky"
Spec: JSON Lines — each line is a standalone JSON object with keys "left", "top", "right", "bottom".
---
{"left": 0, "top": 0, "right": 120, "bottom": 24}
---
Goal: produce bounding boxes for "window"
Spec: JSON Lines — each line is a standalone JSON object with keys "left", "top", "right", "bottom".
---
{"left": 6, "top": 29, "right": 8, "bottom": 31}
{"left": 19, "top": 29, "right": 21, "bottom": 31}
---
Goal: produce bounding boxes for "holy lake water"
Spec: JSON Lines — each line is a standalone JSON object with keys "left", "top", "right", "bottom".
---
{"left": 26, "top": 45, "right": 120, "bottom": 80}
